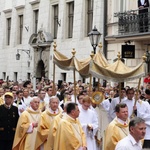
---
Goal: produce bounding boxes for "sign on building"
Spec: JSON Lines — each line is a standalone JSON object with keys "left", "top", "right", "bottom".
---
{"left": 122, "top": 45, "right": 135, "bottom": 58}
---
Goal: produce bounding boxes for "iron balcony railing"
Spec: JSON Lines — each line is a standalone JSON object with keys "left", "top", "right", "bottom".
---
{"left": 114, "top": 8, "right": 150, "bottom": 35}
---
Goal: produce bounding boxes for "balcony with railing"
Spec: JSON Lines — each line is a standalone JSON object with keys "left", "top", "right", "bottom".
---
{"left": 114, "top": 8, "right": 150, "bottom": 35}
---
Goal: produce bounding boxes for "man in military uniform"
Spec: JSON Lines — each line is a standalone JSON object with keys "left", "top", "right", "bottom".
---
{"left": 0, "top": 92, "right": 19, "bottom": 150}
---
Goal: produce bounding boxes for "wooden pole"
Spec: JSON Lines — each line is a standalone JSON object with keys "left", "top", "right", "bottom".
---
{"left": 53, "top": 42, "right": 57, "bottom": 96}
{"left": 73, "top": 68, "right": 76, "bottom": 103}
{"left": 89, "top": 74, "right": 92, "bottom": 97}
{"left": 52, "top": 62, "right": 56, "bottom": 96}
{"left": 71, "top": 48, "right": 77, "bottom": 103}
{"left": 119, "top": 82, "right": 121, "bottom": 103}
{"left": 130, "top": 78, "right": 141, "bottom": 119}
{"left": 134, "top": 78, "right": 141, "bottom": 106}
{"left": 98, "top": 78, "right": 100, "bottom": 91}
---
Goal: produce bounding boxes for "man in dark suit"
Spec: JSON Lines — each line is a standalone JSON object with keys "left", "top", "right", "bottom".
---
{"left": 0, "top": 92, "right": 19, "bottom": 150}
{"left": 138, "top": 0, "right": 149, "bottom": 32}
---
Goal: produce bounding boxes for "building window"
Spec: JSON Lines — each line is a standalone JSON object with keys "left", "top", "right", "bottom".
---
{"left": 34, "top": 10, "right": 39, "bottom": 33}
{"left": 2, "top": 72, "right": 6, "bottom": 80}
{"left": 14, "top": 72, "right": 18, "bottom": 82}
{"left": 27, "top": 73, "right": 31, "bottom": 80}
{"left": 61, "top": 73, "right": 66, "bottom": 81}
{"left": 68, "top": 1, "right": 74, "bottom": 38}
{"left": 120, "top": 0, "right": 126, "bottom": 12}
{"left": 87, "top": 0, "right": 93, "bottom": 35}
{"left": 18, "top": 15, "right": 23, "bottom": 44}
{"left": 7, "top": 18, "right": 11, "bottom": 45}
{"left": 53, "top": 5, "right": 59, "bottom": 39}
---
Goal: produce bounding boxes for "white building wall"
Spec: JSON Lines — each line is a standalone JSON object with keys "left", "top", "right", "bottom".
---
{"left": 106, "top": 0, "right": 147, "bottom": 87}
{"left": 0, "top": 0, "right": 104, "bottom": 84}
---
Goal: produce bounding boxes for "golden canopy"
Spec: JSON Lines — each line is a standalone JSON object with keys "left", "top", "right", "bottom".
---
{"left": 89, "top": 53, "right": 147, "bottom": 82}
{"left": 53, "top": 44, "right": 147, "bottom": 82}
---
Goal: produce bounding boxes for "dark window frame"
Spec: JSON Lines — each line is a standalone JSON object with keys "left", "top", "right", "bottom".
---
{"left": 53, "top": 5, "right": 59, "bottom": 39}
{"left": 34, "top": 10, "right": 39, "bottom": 33}
{"left": 19, "top": 15, "right": 23, "bottom": 44}
{"left": 87, "top": 0, "right": 93, "bottom": 35}
{"left": 7, "top": 18, "right": 11, "bottom": 45}
{"left": 68, "top": 1, "right": 74, "bottom": 38}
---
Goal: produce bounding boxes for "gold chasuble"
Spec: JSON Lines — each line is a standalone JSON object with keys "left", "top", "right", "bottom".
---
{"left": 53, "top": 114, "right": 86, "bottom": 150}
{"left": 45, "top": 113, "right": 66, "bottom": 150}
{"left": 39, "top": 101, "right": 45, "bottom": 111}
{"left": 12, "top": 108, "right": 41, "bottom": 150}
{"left": 0, "top": 97, "right": 4, "bottom": 105}
{"left": 104, "top": 117, "right": 129, "bottom": 150}
{"left": 35, "top": 108, "right": 62, "bottom": 150}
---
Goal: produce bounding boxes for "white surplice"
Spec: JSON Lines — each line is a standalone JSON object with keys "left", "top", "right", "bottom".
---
{"left": 79, "top": 106, "right": 98, "bottom": 150}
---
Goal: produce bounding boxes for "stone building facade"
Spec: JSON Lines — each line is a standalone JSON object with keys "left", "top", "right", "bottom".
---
{"left": 0, "top": 0, "right": 104, "bottom": 84}
{"left": 106, "top": 0, "right": 150, "bottom": 87}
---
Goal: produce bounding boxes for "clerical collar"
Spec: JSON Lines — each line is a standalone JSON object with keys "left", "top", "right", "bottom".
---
{"left": 29, "top": 106, "right": 39, "bottom": 112}
{"left": 49, "top": 107, "right": 58, "bottom": 114}
{"left": 117, "top": 117, "right": 127, "bottom": 125}
{"left": 66, "top": 114, "right": 77, "bottom": 122}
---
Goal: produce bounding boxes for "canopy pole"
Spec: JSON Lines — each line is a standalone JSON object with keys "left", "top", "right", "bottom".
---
{"left": 52, "top": 62, "right": 56, "bottom": 96}
{"left": 52, "top": 42, "right": 57, "bottom": 96}
{"left": 89, "top": 74, "right": 92, "bottom": 97}
{"left": 98, "top": 79, "right": 100, "bottom": 91}
{"left": 73, "top": 69, "right": 76, "bottom": 103}
{"left": 119, "top": 82, "right": 121, "bottom": 103}
{"left": 134, "top": 78, "right": 141, "bottom": 105}
{"left": 131, "top": 78, "right": 141, "bottom": 119}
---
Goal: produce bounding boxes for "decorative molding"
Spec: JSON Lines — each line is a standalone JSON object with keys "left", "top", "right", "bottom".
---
{"left": 29, "top": 0, "right": 40, "bottom": 5}
{"left": 29, "top": 29, "right": 53, "bottom": 48}
{"left": 50, "top": 0, "right": 59, "bottom": 5}
{"left": 66, "top": 0, "right": 74, "bottom": 3}
{"left": 3, "top": 9, "right": 12, "bottom": 13}
{"left": 15, "top": 5, "right": 25, "bottom": 10}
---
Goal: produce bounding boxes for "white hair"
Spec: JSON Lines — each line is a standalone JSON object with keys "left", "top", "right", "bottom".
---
{"left": 50, "top": 96, "right": 59, "bottom": 103}
{"left": 30, "top": 96, "right": 40, "bottom": 103}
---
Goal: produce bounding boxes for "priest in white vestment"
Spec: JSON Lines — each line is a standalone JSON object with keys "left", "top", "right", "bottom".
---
{"left": 79, "top": 95, "right": 98, "bottom": 150}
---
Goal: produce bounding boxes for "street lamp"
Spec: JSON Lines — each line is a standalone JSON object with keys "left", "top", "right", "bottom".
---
{"left": 88, "top": 26, "right": 101, "bottom": 54}
{"left": 16, "top": 49, "right": 30, "bottom": 60}
{"left": 88, "top": 26, "right": 101, "bottom": 87}
{"left": 146, "top": 50, "right": 150, "bottom": 73}
{"left": 146, "top": 50, "right": 150, "bottom": 63}
{"left": 144, "top": 44, "right": 150, "bottom": 73}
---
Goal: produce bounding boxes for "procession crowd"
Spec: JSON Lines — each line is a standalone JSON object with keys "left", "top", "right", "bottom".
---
{"left": 0, "top": 78, "right": 149, "bottom": 150}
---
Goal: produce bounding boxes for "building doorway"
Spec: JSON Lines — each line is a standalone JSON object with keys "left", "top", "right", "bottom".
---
{"left": 36, "top": 60, "right": 45, "bottom": 80}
